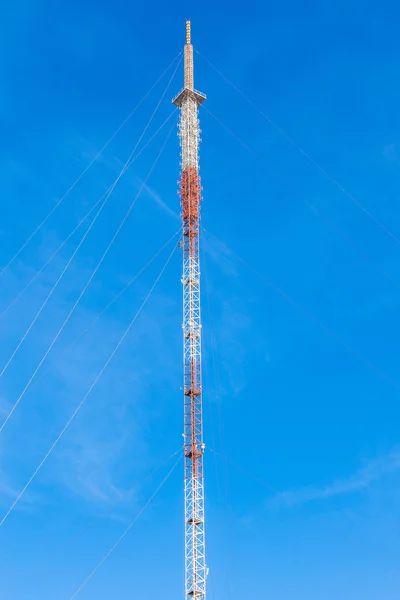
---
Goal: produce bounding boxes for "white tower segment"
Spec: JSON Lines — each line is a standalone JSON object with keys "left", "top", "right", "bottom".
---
{"left": 172, "top": 20, "right": 207, "bottom": 600}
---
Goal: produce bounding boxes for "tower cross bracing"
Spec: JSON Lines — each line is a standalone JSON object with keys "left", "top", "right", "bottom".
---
{"left": 173, "top": 20, "right": 207, "bottom": 600}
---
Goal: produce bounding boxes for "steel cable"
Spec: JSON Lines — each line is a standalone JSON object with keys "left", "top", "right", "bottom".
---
{"left": 197, "top": 49, "right": 400, "bottom": 246}
{"left": 0, "top": 69, "right": 180, "bottom": 432}
{"left": 0, "top": 120, "right": 177, "bottom": 434}
{"left": 17, "top": 229, "right": 180, "bottom": 402}
{"left": 68, "top": 454, "right": 182, "bottom": 599}
{"left": 0, "top": 61, "right": 181, "bottom": 384}
{"left": 0, "top": 241, "right": 178, "bottom": 527}
{"left": 21, "top": 447, "right": 182, "bottom": 581}
{"left": 0, "top": 110, "right": 177, "bottom": 326}
{"left": 0, "top": 51, "right": 182, "bottom": 279}
{"left": 202, "top": 104, "right": 400, "bottom": 294}
{"left": 203, "top": 226, "right": 400, "bottom": 393}
{"left": 208, "top": 447, "right": 400, "bottom": 573}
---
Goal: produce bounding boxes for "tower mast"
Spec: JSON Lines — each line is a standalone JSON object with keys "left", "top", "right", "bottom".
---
{"left": 173, "top": 21, "right": 207, "bottom": 600}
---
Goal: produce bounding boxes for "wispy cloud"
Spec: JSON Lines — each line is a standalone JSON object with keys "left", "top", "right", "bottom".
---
{"left": 0, "top": 222, "right": 181, "bottom": 515}
{"left": 0, "top": 436, "right": 35, "bottom": 511}
{"left": 271, "top": 449, "right": 400, "bottom": 508}
{"left": 139, "top": 179, "right": 180, "bottom": 220}
{"left": 202, "top": 230, "right": 239, "bottom": 278}
{"left": 44, "top": 285, "right": 179, "bottom": 509}
{"left": 382, "top": 143, "right": 398, "bottom": 165}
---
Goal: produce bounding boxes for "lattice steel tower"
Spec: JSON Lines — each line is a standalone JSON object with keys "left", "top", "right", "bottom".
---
{"left": 173, "top": 20, "right": 207, "bottom": 600}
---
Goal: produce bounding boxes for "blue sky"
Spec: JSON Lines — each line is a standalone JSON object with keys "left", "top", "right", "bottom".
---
{"left": 1, "top": 0, "right": 400, "bottom": 598}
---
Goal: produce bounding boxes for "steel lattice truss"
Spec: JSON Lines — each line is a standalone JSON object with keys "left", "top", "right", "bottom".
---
{"left": 173, "top": 21, "right": 207, "bottom": 600}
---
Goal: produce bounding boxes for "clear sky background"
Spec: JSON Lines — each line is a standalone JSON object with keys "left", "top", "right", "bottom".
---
{"left": 1, "top": 0, "right": 400, "bottom": 598}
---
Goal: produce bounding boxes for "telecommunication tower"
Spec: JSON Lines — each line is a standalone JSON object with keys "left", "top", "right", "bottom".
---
{"left": 173, "top": 20, "right": 207, "bottom": 600}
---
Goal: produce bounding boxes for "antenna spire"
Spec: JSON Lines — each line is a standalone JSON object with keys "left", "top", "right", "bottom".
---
{"left": 173, "top": 21, "right": 206, "bottom": 103}
{"left": 186, "top": 20, "right": 191, "bottom": 45}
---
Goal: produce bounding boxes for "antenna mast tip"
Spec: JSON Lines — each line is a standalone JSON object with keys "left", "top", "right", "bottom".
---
{"left": 186, "top": 20, "right": 191, "bottom": 45}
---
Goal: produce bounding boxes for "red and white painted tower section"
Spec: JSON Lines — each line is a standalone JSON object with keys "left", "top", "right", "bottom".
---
{"left": 173, "top": 21, "right": 207, "bottom": 600}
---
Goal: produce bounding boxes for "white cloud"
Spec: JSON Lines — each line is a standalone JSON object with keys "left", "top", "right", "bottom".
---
{"left": 271, "top": 449, "right": 400, "bottom": 508}
{"left": 0, "top": 224, "right": 181, "bottom": 515}
{"left": 139, "top": 179, "right": 180, "bottom": 221}
{"left": 383, "top": 143, "right": 398, "bottom": 165}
